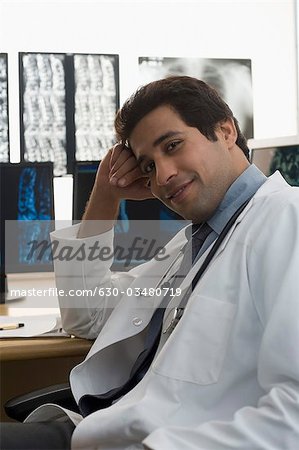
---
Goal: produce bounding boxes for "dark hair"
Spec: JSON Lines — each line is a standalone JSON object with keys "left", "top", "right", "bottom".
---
{"left": 115, "top": 75, "right": 250, "bottom": 160}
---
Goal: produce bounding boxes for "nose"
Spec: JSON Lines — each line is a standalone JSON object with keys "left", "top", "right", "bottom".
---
{"left": 155, "top": 158, "right": 177, "bottom": 186}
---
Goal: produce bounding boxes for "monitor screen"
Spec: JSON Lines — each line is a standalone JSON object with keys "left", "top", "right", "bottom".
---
{"left": 251, "top": 144, "right": 299, "bottom": 186}
{"left": 0, "top": 162, "right": 55, "bottom": 273}
{"left": 72, "top": 161, "right": 186, "bottom": 269}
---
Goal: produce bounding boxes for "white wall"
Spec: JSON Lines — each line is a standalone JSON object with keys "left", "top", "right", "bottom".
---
{"left": 1, "top": 0, "right": 298, "bottom": 218}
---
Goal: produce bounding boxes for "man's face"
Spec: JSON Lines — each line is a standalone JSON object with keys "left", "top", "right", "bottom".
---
{"left": 129, "top": 105, "right": 247, "bottom": 223}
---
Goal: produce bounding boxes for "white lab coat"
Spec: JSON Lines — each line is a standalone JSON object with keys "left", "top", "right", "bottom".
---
{"left": 27, "top": 172, "right": 299, "bottom": 449}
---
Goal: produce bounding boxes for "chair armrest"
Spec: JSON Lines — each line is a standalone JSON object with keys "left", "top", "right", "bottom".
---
{"left": 4, "top": 383, "right": 79, "bottom": 422}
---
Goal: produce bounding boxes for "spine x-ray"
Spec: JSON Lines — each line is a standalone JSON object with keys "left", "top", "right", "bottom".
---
{"left": 74, "top": 54, "right": 118, "bottom": 161}
{"left": 21, "top": 53, "right": 67, "bottom": 176}
{"left": 17, "top": 166, "right": 52, "bottom": 265}
{"left": 20, "top": 53, "right": 119, "bottom": 176}
{"left": 0, "top": 54, "right": 9, "bottom": 162}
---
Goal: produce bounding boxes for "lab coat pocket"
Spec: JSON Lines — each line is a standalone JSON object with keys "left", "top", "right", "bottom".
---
{"left": 152, "top": 295, "right": 236, "bottom": 385}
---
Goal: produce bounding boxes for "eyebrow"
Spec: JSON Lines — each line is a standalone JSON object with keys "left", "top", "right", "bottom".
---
{"left": 136, "top": 131, "right": 183, "bottom": 166}
{"left": 153, "top": 131, "right": 183, "bottom": 147}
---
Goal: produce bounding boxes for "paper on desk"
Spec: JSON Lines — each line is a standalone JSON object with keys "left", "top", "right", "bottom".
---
{"left": 0, "top": 315, "right": 69, "bottom": 338}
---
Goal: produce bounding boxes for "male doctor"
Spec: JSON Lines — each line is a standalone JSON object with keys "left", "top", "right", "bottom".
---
{"left": 2, "top": 76, "right": 299, "bottom": 449}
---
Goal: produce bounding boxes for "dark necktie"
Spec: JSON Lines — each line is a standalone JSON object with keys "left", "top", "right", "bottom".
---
{"left": 178, "top": 222, "right": 213, "bottom": 273}
{"left": 79, "top": 223, "right": 212, "bottom": 417}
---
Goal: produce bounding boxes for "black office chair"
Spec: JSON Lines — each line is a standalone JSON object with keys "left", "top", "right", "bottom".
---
{"left": 4, "top": 383, "right": 79, "bottom": 422}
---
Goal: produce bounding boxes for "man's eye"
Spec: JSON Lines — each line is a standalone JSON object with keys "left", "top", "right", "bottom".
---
{"left": 144, "top": 162, "right": 155, "bottom": 174}
{"left": 167, "top": 141, "right": 181, "bottom": 152}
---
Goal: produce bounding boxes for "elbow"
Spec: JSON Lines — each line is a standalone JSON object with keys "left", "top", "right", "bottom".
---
{"left": 60, "top": 307, "right": 111, "bottom": 340}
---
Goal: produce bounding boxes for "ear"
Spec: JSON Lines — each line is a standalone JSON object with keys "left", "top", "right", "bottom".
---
{"left": 218, "top": 118, "right": 237, "bottom": 150}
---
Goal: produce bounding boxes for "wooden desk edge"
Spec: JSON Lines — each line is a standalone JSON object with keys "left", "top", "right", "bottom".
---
{"left": 0, "top": 337, "right": 93, "bottom": 361}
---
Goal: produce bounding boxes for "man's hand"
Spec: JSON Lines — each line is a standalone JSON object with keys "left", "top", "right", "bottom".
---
{"left": 97, "top": 142, "right": 153, "bottom": 201}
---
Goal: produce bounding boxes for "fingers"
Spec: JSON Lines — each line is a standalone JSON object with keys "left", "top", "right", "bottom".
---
{"left": 110, "top": 142, "right": 124, "bottom": 170}
{"left": 110, "top": 142, "right": 131, "bottom": 171}
{"left": 111, "top": 166, "right": 148, "bottom": 188}
{"left": 109, "top": 142, "right": 144, "bottom": 187}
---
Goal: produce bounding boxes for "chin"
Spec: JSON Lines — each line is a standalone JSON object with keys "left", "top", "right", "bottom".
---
{"left": 176, "top": 209, "right": 194, "bottom": 221}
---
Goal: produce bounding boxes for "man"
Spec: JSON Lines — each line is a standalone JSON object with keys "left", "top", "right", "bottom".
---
{"left": 2, "top": 76, "right": 299, "bottom": 449}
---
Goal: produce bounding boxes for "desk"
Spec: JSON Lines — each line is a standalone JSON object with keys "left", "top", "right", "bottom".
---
{"left": 0, "top": 336, "right": 93, "bottom": 361}
{"left": 0, "top": 273, "right": 93, "bottom": 421}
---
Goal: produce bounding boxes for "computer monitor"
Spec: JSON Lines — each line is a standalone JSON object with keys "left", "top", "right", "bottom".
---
{"left": 0, "top": 162, "right": 55, "bottom": 286}
{"left": 251, "top": 144, "right": 299, "bottom": 186}
{"left": 72, "top": 161, "right": 186, "bottom": 269}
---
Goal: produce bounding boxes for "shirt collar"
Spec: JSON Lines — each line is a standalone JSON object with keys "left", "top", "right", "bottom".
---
{"left": 206, "top": 164, "right": 267, "bottom": 235}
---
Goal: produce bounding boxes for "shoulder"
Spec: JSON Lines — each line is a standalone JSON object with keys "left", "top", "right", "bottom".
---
{"left": 254, "top": 171, "right": 299, "bottom": 204}
{"left": 248, "top": 172, "right": 299, "bottom": 221}
{"left": 232, "top": 172, "right": 299, "bottom": 254}
{"left": 240, "top": 173, "right": 299, "bottom": 256}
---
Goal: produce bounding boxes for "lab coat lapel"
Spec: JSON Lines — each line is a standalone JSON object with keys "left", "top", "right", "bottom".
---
{"left": 85, "top": 278, "right": 159, "bottom": 359}
{"left": 85, "top": 247, "right": 185, "bottom": 358}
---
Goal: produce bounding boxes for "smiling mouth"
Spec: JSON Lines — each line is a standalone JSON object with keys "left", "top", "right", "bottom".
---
{"left": 166, "top": 181, "right": 193, "bottom": 202}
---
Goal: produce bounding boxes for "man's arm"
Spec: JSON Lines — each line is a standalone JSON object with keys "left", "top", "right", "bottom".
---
{"left": 78, "top": 143, "right": 153, "bottom": 238}
{"left": 52, "top": 143, "right": 153, "bottom": 338}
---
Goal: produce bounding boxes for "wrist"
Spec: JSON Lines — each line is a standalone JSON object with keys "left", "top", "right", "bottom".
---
{"left": 77, "top": 184, "right": 120, "bottom": 238}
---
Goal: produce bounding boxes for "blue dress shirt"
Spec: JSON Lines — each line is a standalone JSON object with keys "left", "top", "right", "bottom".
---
{"left": 193, "top": 164, "right": 267, "bottom": 262}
